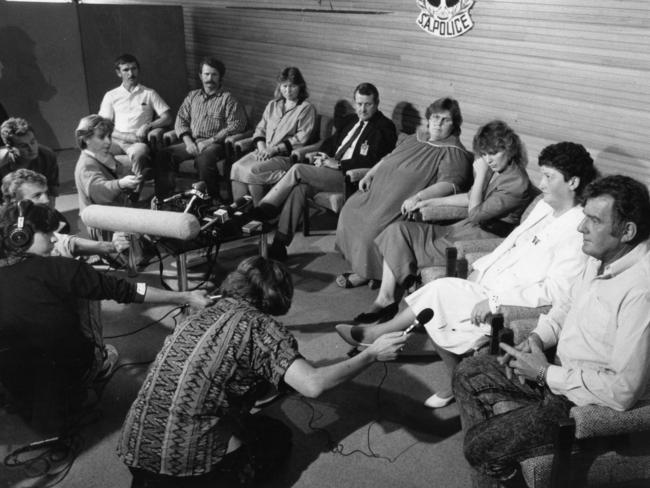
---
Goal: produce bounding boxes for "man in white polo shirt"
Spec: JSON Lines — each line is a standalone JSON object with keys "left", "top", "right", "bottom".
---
{"left": 99, "top": 53, "right": 172, "bottom": 176}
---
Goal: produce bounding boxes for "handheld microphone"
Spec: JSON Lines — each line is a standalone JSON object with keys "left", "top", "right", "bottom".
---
{"left": 130, "top": 168, "right": 152, "bottom": 203}
{"left": 230, "top": 195, "right": 253, "bottom": 212}
{"left": 497, "top": 327, "right": 514, "bottom": 348}
{"left": 163, "top": 193, "right": 184, "bottom": 203}
{"left": 403, "top": 308, "right": 434, "bottom": 335}
{"left": 183, "top": 181, "right": 210, "bottom": 213}
{"left": 163, "top": 181, "right": 211, "bottom": 205}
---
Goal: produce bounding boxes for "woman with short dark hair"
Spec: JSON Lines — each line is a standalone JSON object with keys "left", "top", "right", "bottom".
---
{"left": 230, "top": 67, "right": 317, "bottom": 204}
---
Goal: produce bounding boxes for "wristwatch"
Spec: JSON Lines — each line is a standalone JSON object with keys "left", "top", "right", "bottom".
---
{"left": 488, "top": 294, "right": 500, "bottom": 314}
{"left": 536, "top": 365, "right": 547, "bottom": 387}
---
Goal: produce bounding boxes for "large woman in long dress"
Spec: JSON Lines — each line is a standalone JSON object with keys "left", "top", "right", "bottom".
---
{"left": 230, "top": 67, "right": 316, "bottom": 204}
{"left": 335, "top": 97, "right": 473, "bottom": 288}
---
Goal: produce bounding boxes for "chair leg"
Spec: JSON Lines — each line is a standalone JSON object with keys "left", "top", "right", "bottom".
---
{"left": 303, "top": 194, "right": 311, "bottom": 237}
{"left": 550, "top": 418, "right": 575, "bottom": 488}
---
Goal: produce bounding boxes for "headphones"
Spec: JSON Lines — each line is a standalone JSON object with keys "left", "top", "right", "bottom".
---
{"left": 4, "top": 200, "right": 35, "bottom": 252}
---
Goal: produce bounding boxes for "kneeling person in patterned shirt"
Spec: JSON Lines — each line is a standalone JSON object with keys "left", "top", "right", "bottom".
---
{"left": 118, "top": 256, "right": 407, "bottom": 487}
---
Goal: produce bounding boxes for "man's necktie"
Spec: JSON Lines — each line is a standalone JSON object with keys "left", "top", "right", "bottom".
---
{"left": 334, "top": 122, "right": 365, "bottom": 160}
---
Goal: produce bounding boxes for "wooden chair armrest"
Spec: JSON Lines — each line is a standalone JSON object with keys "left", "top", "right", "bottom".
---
{"left": 233, "top": 137, "right": 255, "bottom": 160}
{"left": 147, "top": 127, "right": 165, "bottom": 142}
{"left": 464, "top": 251, "right": 489, "bottom": 266}
{"left": 421, "top": 205, "right": 468, "bottom": 223}
{"left": 500, "top": 305, "right": 550, "bottom": 324}
{"left": 225, "top": 130, "right": 253, "bottom": 146}
{"left": 291, "top": 142, "right": 323, "bottom": 164}
{"left": 343, "top": 168, "right": 371, "bottom": 199}
{"left": 162, "top": 129, "right": 178, "bottom": 146}
{"left": 345, "top": 168, "right": 370, "bottom": 183}
{"left": 304, "top": 152, "right": 321, "bottom": 164}
{"left": 225, "top": 130, "right": 254, "bottom": 160}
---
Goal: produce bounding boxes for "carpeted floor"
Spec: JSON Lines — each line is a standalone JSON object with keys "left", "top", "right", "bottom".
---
{"left": 0, "top": 150, "right": 474, "bottom": 488}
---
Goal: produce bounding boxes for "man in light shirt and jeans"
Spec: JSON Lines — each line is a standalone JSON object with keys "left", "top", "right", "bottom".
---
{"left": 453, "top": 175, "right": 650, "bottom": 487}
{"left": 99, "top": 53, "right": 172, "bottom": 176}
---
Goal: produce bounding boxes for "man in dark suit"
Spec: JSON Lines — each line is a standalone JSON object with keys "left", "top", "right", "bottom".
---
{"left": 251, "top": 82, "right": 397, "bottom": 259}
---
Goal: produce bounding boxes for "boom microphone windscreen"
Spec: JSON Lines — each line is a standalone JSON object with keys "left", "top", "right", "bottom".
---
{"left": 81, "top": 205, "right": 200, "bottom": 240}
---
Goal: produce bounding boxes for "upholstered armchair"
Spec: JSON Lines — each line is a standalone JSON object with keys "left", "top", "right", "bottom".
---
{"left": 299, "top": 157, "right": 370, "bottom": 236}
{"left": 288, "top": 113, "right": 334, "bottom": 164}
{"left": 485, "top": 315, "right": 650, "bottom": 488}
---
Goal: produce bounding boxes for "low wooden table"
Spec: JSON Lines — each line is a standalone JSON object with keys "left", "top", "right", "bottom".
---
{"left": 158, "top": 225, "right": 269, "bottom": 292}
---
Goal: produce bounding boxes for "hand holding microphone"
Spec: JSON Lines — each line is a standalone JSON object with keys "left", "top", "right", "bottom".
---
{"left": 119, "top": 174, "right": 142, "bottom": 192}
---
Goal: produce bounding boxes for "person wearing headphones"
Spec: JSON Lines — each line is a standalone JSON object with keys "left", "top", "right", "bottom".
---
{"left": 1, "top": 168, "right": 130, "bottom": 258}
{"left": 0, "top": 201, "right": 211, "bottom": 434}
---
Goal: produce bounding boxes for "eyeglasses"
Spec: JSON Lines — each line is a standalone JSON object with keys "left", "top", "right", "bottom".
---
{"left": 429, "top": 114, "right": 452, "bottom": 124}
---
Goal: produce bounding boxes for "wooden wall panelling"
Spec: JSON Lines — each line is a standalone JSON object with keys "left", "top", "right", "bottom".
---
{"left": 98, "top": 0, "right": 650, "bottom": 186}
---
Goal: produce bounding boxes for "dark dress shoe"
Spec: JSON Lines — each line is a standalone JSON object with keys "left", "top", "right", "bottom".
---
{"left": 267, "top": 241, "right": 288, "bottom": 261}
{"left": 249, "top": 203, "right": 280, "bottom": 222}
{"left": 354, "top": 302, "right": 399, "bottom": 324}
{"left": 335, "top": 324, "right": 370, "bottom": 347}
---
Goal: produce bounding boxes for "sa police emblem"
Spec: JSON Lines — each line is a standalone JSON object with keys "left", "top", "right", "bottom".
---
{"left": 416, "top": 0, "right": 476, "bottom": 38}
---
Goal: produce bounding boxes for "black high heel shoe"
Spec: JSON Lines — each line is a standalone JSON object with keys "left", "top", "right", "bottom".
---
{"left": 354, "top": 302, "right": 399, "bottom": 324}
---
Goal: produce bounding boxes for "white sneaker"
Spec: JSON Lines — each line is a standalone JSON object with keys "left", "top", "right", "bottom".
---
{"left": 424, "top": 393, "right": 454, "bottom": 409}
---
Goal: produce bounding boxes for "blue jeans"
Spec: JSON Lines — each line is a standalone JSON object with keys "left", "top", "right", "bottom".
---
{"left": 155, "top": 142, "right": 224, "bottom": 199}
{"left": 453, "top": 355, "right": 573, "bottom": 485}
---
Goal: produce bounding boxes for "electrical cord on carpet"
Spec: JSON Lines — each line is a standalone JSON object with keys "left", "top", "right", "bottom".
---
{"left": 293, "top": 362, "right": 421, "bottom": 463}
{"left": 3, "top": 400, "right": 102, "bottom": 486}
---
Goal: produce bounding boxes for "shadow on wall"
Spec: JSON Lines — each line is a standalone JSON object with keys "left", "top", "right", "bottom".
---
{"left": 333, "top": 99, "right": 353, "bottom": 132}
{"left": 595, "top": 145, "right": 645, "bottom": 181}
{"left": 0, "top": 26, "right": 59, "bottom": 148}
{"left": 250, "top": 78, "right": 276, "bottom": 124}
{"left": 392, "top": 102, "right": 421, "bottom": 135}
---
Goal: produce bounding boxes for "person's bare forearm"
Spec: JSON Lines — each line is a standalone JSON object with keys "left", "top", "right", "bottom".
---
{"left": 71, "top": 237, "right": 115, "bottom": 256}
{"left": 417, "top": 181, "right": 456, "bottom": 200}
{"left": 284, "top": 352, "right": 375, "bottom": 398}
{"left": 112, "top": 130, "right": 137, "bottom": 143}
{"left": 468, "top": 170, "right": 489, "bottom": 211}
{"left": 150, "top": 110, "right": 172, "bottom": 130}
